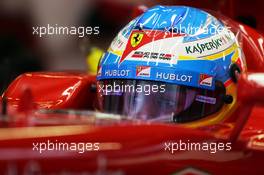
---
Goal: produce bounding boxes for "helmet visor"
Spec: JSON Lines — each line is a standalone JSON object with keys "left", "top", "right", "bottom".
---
{"left": 96, "top": 79, "right": 226, "bottom": 123}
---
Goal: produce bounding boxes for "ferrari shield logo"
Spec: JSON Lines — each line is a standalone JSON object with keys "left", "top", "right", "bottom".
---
{"left": 131, "top": 32, "right": 144, "bottom": 47}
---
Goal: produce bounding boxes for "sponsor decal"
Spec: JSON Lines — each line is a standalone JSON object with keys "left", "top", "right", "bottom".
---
{"left": 109, "top": 32, "right": 128, "bottom": 53}
{"left": 136, "top": 66, "right": 151, "bottom": 77}
{"left": 104, "top": 69, "right": 130, "bottom": 77}
{"left": 185, "top": 37, "right": 226, "bottom": 54}
{"left": 132, "top": 51, "right": 173, "bottom": 61}
{"left": 184, "top": 32, "right": 234, "bottom": 57}
{"left": 195, "top": 95, "right": 216, "bottom": 104}
{"left": 199, "top": 74, "right": 213, "bottom": 87}
{"left": 111, "top": 36, "right": 125, "bottom": 50}
{"left": 156, "top": 72, "right": 192, "bottom": 83}
{"left": 119, "top": 29, "right": 184, "bottom": 64}
{"left": 131, "top": 32, "right": 144, "bottom": 47}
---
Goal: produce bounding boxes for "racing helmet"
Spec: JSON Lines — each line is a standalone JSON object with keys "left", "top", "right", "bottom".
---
{"left": 96, "top": 6, "right": 246, "bottom": 126}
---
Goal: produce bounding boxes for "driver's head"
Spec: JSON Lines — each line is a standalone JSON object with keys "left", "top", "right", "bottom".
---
{"left": 95, "top": 5, "right": 246, "bottom": 126}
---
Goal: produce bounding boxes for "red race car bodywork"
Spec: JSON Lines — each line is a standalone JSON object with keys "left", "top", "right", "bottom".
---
{"left": 1, "top": 10, "right": 264, "bottom": 175}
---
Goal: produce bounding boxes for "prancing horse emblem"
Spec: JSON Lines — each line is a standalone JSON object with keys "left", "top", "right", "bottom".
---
{"left": 131, "top": 32, "right": 144, "bottom": 47}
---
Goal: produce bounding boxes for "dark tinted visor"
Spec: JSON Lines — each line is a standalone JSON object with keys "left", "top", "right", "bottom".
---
{"left": 96, "top": 79, "right": 226, "bottom": 123}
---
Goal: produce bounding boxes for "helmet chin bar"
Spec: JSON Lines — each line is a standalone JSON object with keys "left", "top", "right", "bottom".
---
{"left": 173, "top": 80, "right": 227, "bottom": 123}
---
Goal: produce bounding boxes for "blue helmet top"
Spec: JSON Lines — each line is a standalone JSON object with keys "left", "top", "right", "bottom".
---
{"left": 97, "top": 5, "right": 244, "bottom": 90}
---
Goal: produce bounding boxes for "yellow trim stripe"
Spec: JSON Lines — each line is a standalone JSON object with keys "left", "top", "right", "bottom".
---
{"left": 108, "top": 48, "right": 123, "bottom": 57}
